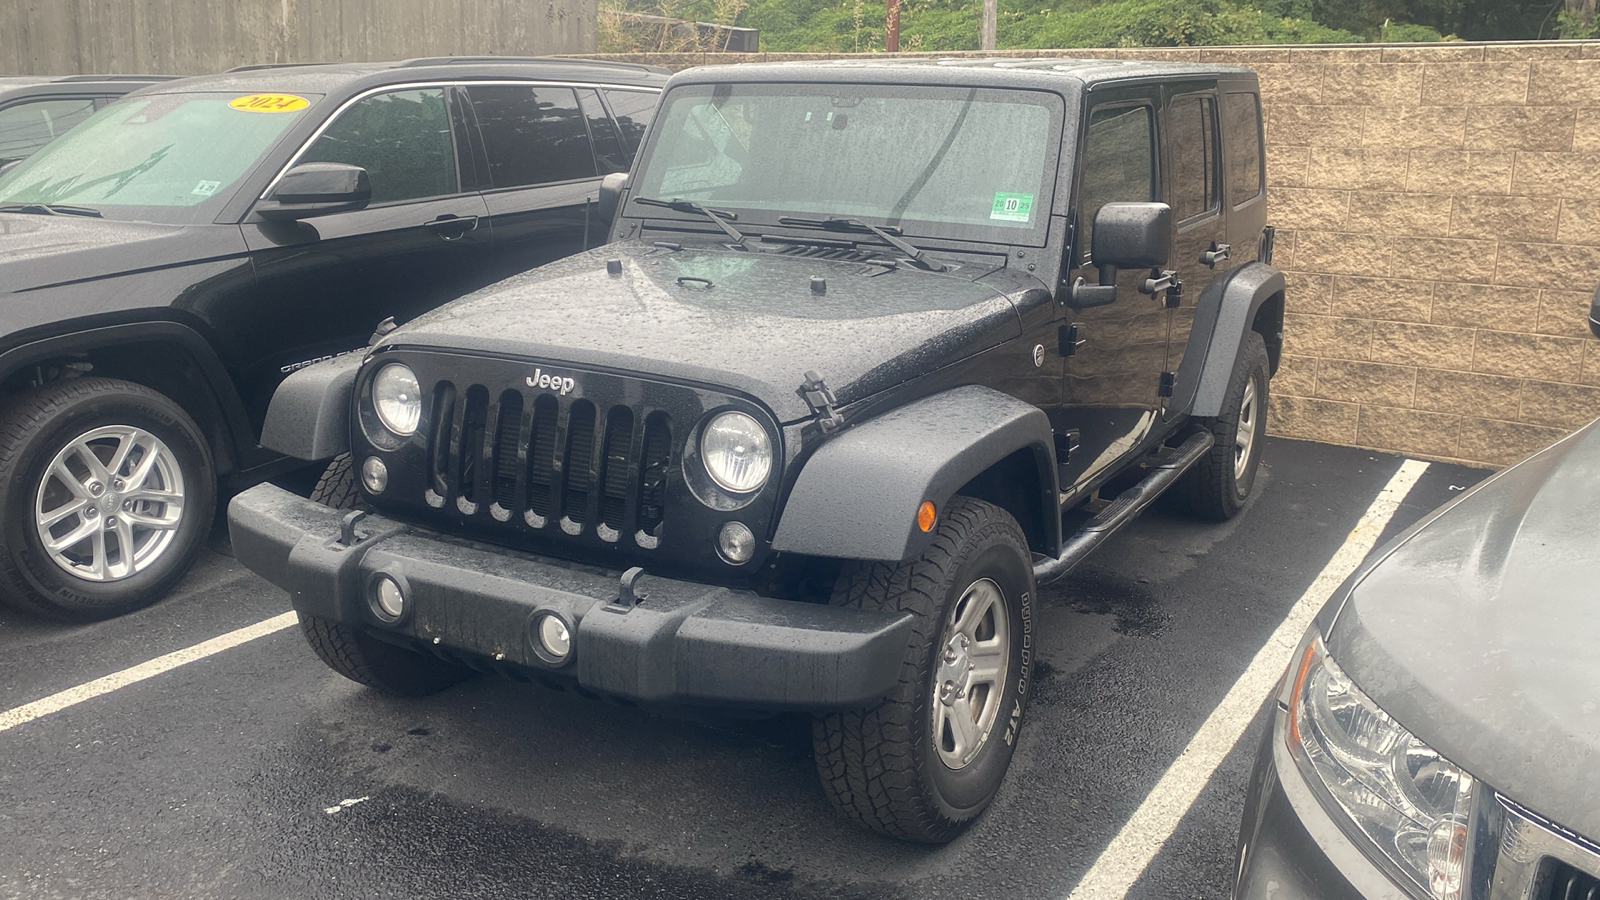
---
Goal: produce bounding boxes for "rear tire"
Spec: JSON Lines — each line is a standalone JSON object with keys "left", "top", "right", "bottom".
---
{"left": 812, "top": 496, "right": 1035, "bottom": 843}
{"left": 299, "top": 613, "right": 472, "bottom": 697}
{"left": 1169, "top": 331, "right": 1270, "bottom": 521}
{"left": 0, "top": 377, "right": 215, "bottom": 621}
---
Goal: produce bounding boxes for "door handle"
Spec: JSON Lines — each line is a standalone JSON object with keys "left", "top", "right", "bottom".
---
{"left": 1200, "top": 242, "right": 1231, "bottom": 267}
{"left": 425, "top": 214, "right": 479, "bottom": 241}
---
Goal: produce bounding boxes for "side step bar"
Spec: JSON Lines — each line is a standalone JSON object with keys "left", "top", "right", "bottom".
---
{"left": 1031, "top": 430, "right": 1215, "bottom": 585}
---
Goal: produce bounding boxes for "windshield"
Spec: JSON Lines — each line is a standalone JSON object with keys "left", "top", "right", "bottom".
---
{"left": 630, "top": 83, "right": 1064, "bottom": 246}
{"left": 0, "top": 91, "right": 315, "bottom": 225}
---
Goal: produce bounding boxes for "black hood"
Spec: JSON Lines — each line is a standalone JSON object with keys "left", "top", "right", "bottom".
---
{"left": 382, "top": 241, "right": 1028, "bottom": 422}
{"left": 1329, "top": 418, "right": 1600, "bottom": 841}
{"left": 0, "top": 212, "right": 244, "bottom": 293}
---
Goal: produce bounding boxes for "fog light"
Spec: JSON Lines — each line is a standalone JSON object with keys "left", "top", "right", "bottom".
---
{"left": 537, "top": 614, "right": 572, "bottom": 661}
{"left": 717, "top": 521, "right": 755, "bottom": 564}
{"left": 361, "top": 456, "right": 388, "bottom": 494}
{"left": 371, "top": 575, "right": 405, "bottom": 622}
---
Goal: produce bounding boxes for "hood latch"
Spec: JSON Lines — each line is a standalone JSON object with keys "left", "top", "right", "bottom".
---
{"left": 797, "top": 370, "right": 845, "bottom": 434}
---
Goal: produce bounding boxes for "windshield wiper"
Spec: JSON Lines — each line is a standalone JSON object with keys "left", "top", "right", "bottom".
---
{"left": 0, "top": 203, "right": 103, "bottom": 218}
{"left": 779, "top": 216, "right": 948, "bottom": 272}
{"left": 634, "top": 197, "right": 749, "bottom": 250}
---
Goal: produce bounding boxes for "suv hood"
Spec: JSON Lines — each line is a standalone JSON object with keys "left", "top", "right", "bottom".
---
{"left": 1328, "top": 418, "right": 1600, "bottom": 840}
{"left": 0, "top": 212, "right": 241, "bottom": 291}
{"left": 384, "top": 241, "right": 1029, "bottom": 422}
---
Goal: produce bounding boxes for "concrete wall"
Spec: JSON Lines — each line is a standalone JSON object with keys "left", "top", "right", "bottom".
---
{"left": 0, "top": 0, "right": 597, "bottom": 76}
{"left": 592, "top": 41, "right": 1600, "bottom": 467}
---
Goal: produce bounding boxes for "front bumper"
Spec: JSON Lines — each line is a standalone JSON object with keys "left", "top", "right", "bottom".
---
{"left": 228, "top": 483, "right": 913, "bottom": 710}
{"left": 1234, "top": 703, "right": 1415, "bottom": 900}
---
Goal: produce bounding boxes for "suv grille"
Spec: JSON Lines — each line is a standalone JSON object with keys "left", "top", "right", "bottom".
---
{"left": 426, "top": 379, "right": 675, "bottom": 548}
{"left": 1546, "top": 862, "right": 1600, "bottom": 900}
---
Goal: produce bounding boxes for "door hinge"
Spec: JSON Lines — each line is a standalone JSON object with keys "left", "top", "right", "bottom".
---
{"left": 1159, "top": 372, "right": 1176, "bottom": 398}
{"left": 1054, "top": 429, "right": 1081, "bottom": 480}
{"left": 1164, "top": 279, "right": 1183, "bottom": 309}
{"left": 1059, "top": 323, "right": 1086, "bottom": 358}
{"left": 797, "top": 370, "right": 845, "bottom": 434}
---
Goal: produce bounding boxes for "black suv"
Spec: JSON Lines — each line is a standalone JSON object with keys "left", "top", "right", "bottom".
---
{"left": 0, "top": 75, "right": 175, "bottom": 168}
{"left": 230, "top": 59, "right": 1285, "bottom": 841}
{"left": 0, "top": 57, "right": 665, "bottom": 620}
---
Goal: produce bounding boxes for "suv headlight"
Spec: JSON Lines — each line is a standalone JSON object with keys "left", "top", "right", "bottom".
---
{"left": 371, "top": 363, "right": 421, "bottom": 437}
{"left": 700, "top": 411, "right": 772, "bottom": 494}
{"left": 1287, "top": 637, "right": 1476, "bottom": 900}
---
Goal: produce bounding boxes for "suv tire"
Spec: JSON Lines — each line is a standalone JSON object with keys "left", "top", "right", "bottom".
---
{"left": 310, "top": 453, "right": 363, "bottom": 510}
{"left": 0, "top": 377, "right": 216, "bottom": 621}
{"left": 300, "top": 614, "right": 473, "bottom": 696}
{"left": 1169, "top": 331, "right": 1271, "bottom": 521}
{"left": 813, "top": 496, "right": 1035, "bottom": 843}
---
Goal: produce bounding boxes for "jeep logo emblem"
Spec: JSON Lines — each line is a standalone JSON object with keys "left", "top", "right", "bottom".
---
{"left": 526, "top": 368, "right": 577, "bottom": 396}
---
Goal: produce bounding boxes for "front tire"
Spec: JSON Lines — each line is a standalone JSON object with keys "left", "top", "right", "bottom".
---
{"left": 300, "top": 614, "right": 472, "bottom": 696}
{"left": 0, "top": 378, "right": 216, "bottom": 621}
{"left": 812, "top": 496, "right": 1036, "bottom": 842}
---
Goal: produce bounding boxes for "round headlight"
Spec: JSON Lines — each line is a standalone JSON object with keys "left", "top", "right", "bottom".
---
{"left": 700, "top": 411, "right": 772, "bottom": 494}
{"left": 371, "top": 364, "right": 421, "bottom": 436}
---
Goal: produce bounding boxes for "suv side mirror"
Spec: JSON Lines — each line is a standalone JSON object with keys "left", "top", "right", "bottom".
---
{"left": 257, "top": 162, "right": 372, "bottom": 221}
{"left": 1068, "top": 202, "right": 1173, "bottom": 309}
{"left": 1591, "top": 284, "right": 1600, "bottom": 340}
{"left": 598, "top": 172, "right": 628, "bottom": 226}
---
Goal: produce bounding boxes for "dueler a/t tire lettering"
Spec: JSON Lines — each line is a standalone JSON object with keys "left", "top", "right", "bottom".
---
{"left": 812, "top": 495, "right": 1035, "bottom": 843}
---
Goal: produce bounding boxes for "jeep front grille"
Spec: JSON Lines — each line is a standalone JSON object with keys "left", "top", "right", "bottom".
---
{"left": 425, "top": 378, "right": 674, "bottom": 548}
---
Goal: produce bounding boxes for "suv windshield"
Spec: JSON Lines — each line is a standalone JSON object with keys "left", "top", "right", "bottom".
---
{"left": 0, "top": 91, "right": 316, "bottom": 225}
{"left": 630, "top": 83, "right": 1064, "bottom": 247}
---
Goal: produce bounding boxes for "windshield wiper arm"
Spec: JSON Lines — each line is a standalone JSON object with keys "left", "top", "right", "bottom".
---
{"left": 634, "top": 197, "right": 749, "bottom": 249}
{"left": 779, "top": 216, "right": 947, "bottom": 272}
{"left": 0, "top": 203, "right": 103, "bottom": 218}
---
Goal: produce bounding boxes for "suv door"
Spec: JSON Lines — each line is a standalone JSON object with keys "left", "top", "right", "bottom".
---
{"left": 236, "top": 85, "right": 493, "bottom": 429}
{"left": 1058, "top": 93, "right": 1168, "bottom": 492}
{"left": 464, "top": 83, "right": 618, "bottom": 283}
{"left": 1162, "top": 86, "right": 1229, "bottom": 402}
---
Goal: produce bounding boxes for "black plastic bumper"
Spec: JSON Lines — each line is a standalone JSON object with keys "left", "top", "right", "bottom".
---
{"left": 227, "top": 484, "right": 914, "bottom": 711}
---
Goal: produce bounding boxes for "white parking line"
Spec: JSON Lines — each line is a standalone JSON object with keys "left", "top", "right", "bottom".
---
{"left": 0, "top": 611, "right": 298, "bottom": 734}
{"left": 1062, "top": 458, "right": 1431, "bottom": 900}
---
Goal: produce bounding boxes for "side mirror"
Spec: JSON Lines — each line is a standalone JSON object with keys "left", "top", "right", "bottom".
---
{"left": 257, "top": 162, "right": 371, "bottom": 221}
{"left": 598, "top": 172, "right": 628, "bottom": 226}
{"left": 1069, "top": 202, "right": 1173, "bottom": 309}
{"left": 1591, "top": 283, "right": 1600, "bottom": 340}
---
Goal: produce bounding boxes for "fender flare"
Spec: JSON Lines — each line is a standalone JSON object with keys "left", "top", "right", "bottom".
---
{"left": 0, "top": 320, "right": 255, "bottom": 473}
{"left": 1174, "top": 262, "right": 1285, "bottom": 418}
{"left": 259, "top": 353, "right": 363, "bottom": 461}
{"left": 771, "top": 385, "right": 1059, "bottom": 563}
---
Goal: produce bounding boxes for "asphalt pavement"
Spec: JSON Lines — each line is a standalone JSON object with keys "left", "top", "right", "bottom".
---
{"left": 0, "top": 437, "right": 1491, "bottom": 900}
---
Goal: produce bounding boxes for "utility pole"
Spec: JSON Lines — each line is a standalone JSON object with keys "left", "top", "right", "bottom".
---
{"left": 980, "top": 0, "right": 996, "bottom": 50}
{"left": 887, "top": 0, "right": 900, "bottom": 51}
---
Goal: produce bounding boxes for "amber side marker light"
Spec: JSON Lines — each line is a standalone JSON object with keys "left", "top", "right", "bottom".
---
{"left": 917, "top": 501, "right": 937, "bottom": 532}
{"left": 1286, "top": 639, "right": 1319, "bottom": 749}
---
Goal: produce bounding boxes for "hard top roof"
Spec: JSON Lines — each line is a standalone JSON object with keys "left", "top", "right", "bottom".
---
{"left": 139, "top": 57, "right": 669, "bottom": 98}
{"left": 668, "top": 56, "right": 1257, "bottom": 92}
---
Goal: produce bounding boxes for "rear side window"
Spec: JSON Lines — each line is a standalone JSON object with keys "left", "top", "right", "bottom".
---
{"left": 300, "top": 88, "right": 459, "bottom": 205}
{"left": 1168, "top": 95, "right": 1219, "bottom": 223}
{"left": 1225, "top": 92, "right": 1263, "bottom": 208}
{"left": 1078, "top": 104, "right": 1156, "bottom": 260}
{"left": 603, "top": 89, "right": 658, "bottom": 154}
{"left": 578, "top": 89, "right": 627, "bottom": 175}
{"left": 0, "top": 97, "right": 98, "bottom": 163}
{"left": 468, "top": 85, "right": 597, "bottom": 188}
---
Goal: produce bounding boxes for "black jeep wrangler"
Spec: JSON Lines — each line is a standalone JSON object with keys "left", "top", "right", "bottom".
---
{"left": 229, "top": 58, "right": 1284, "bottom": 842}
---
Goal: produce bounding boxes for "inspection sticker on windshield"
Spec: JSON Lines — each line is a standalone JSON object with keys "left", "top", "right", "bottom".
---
{"left": 191, "top": 180, "right": 222, "bottom": 196}
{"left": 229, "top": 93, "right": 309, "bottom": 113}
{"left": 991, "top": 192, "right": 1034, "bottom": 223}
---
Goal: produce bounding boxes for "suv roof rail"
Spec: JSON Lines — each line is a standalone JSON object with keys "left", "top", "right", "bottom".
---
{"left": 52, "top": 74, "right": 178, "bottom": 83}
{"left": 224, "top": 62, "right": 338, "bottom": 73}
{"left": 398, "top": 56, "right": 667, "bottom": 75}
